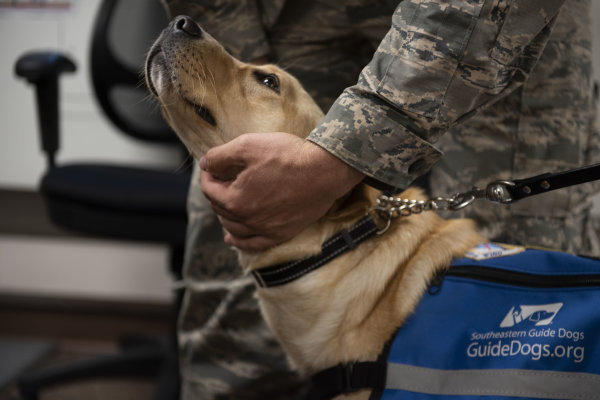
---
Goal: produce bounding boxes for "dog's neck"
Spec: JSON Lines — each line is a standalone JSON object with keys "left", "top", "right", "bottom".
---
{"left": 238, "top": 184, "right": 373, "bottom": 272}
{"left": 238, "top": 186, "right": 482, "bottom": 376}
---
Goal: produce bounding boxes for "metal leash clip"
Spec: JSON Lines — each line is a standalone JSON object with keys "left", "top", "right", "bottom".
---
{"left": 369, "top": 180, "right": 517, "bottom": 234}
{"left": 369, "top": 162, "right": 600, "bottom": 235}
{"left": 448, "top": 180, "right": 516, "bottom": 210}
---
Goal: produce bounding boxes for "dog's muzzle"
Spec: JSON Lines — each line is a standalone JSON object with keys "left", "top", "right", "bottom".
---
{"left": 145, "top": 15, "right": 204, "bottom": 98}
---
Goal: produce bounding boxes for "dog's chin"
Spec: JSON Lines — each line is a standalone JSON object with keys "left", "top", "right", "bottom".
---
{"left": 163, "top": 109, "right": 222, "bottom": 158}
{"left": 174, "top": 130, "right": 210, "bottom": 160}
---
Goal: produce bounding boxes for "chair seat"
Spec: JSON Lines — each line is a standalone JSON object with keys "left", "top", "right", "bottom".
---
{"left": 40, "top": 164, "right": 191, "bottom": 244}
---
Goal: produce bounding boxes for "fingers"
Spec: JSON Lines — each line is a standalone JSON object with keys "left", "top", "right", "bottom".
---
{"left": 195, "top": 133, "right": 361, "bottom": 252}
{"left": 216, "top": 216, "right": 257, "bottom": 240}
{"left": 210, "top": 199, "right": 285, "bottom": 250}
{"left": 224, "top": 234, "right": 277, "bottom": 252}
{"left": 200, "top": 138, "right": 248, "bottom": 181}
{"left": 217, "top": 214, "right": 280, "bottom": 251}
{"left": 200, "top": 166, "right": 277, "bottom": 250}
{"left": 199, "top": 167, "right": 248, "bottom": 224}
{"left": 199, "top": 168, "right": 231, "bottom": 210}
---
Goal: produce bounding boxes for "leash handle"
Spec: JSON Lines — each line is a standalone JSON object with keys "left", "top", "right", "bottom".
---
{"left": 504, "top": 163, "right": 600, "bottom": 203}
{"left": 452, "top": 163, "right": 600, "bottom": 207}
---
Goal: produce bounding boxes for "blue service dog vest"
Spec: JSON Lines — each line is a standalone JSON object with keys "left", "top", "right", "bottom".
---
{"left": 378, "top": 243, "right": 600, "bottom": 399}
{"left": 308, "top": 243, "right": 600, "bottom": 399}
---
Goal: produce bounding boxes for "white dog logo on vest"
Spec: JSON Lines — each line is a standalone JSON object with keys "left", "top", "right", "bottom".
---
{"left": 500, "top": 303, "right": 563, "bottom": 328}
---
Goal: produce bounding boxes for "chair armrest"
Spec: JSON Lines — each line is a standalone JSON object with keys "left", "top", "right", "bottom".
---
{"left": 15, "top": 52, "right": 77, "bottom": 168}
{"left": 15, "top": 52, "right": 76, "bottom": 83}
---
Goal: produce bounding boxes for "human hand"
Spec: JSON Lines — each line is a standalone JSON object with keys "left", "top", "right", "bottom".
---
{"left": 199, "top": 132, "right": 364, "bottom": 251}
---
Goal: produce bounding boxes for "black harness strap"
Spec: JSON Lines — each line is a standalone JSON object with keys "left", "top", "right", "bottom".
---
{"left": 506, "top": 163, "right": 600, "bottom": 202}
{"left": 252, "top": 215, "right": 379, "bottom": 287}
{"left": 307, "top": 361, "right": 387, "bottom": 400}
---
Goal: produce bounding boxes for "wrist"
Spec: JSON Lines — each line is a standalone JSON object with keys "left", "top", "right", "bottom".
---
{"left": 300, "top": 140, "right": 364, "bottom": 198}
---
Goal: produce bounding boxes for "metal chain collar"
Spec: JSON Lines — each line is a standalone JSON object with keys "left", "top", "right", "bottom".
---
{"left": 370, "top": 180, "right": 515, "bottom": 234}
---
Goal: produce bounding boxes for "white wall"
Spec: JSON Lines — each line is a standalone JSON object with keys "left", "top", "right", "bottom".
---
{"left": 0, "top": 236, "right": 174, "bottom": 303}
{"left": 0, "top": 1, "right": 177, "bottom": 303}
{"left": 0, "top": 1, "right": 179, "bottom": 190}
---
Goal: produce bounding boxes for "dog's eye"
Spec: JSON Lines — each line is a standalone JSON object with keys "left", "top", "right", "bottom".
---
{"left": 262, "top": 75, "right": 278, "bottom": 90}
{"left": 254, "top": 71, "right": 280, "bottom": 94}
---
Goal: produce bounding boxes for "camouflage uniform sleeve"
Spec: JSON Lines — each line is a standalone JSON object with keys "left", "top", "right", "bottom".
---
{"left": 161, "top": 0, "right": 273, "bottom": 61}
{"left": 307, "top": 0, "right": 566, "bottom": 189}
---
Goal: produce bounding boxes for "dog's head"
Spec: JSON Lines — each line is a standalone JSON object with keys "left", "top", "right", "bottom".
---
{"left": 145, "top": 16, "right": 324, "bottom": 157}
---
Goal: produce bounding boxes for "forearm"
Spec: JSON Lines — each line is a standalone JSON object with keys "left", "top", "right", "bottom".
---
{"left": 308, "top": 0, "right": 565, "bottom": 189}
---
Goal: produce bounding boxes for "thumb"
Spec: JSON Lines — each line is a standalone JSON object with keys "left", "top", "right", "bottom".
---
{"left": 200, "top": 139, "right": 247, "bottom": 181}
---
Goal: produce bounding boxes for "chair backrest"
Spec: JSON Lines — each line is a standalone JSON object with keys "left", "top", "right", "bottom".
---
{"left": 90, "top": 0, "right": 178, "bottom": 144}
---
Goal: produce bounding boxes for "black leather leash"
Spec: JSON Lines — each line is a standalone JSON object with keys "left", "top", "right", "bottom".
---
{"left": 459, "top": 162, "right": 600, "bottom": 207}
{"left": 252, "top": 163, "right": 600, "bottom": 288}
{"left": 505, "top": 163, "right": 600, "bottom": 202}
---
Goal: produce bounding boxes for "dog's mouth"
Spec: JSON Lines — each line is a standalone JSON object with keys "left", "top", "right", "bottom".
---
{"left": 146, "top": 45, "right": 217, "bottom": 128}
{"left": 145, "top": 45, "right": 162, "bottom": 98}
{"left": 185, "top": 99, "right": 217, "bottom": 127}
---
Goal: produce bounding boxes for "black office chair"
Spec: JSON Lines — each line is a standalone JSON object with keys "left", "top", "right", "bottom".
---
{"left": 14, "top": 1, "right": 187, "bottom": 399}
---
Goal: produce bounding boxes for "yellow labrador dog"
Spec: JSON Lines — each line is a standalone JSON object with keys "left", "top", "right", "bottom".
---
{"left": 146, "top": 16, "right": 482, "bottom": 399}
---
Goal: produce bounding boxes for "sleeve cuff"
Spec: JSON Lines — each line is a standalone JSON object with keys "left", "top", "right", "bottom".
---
{"left": 307, "top": 88, "right": 442, "bottom": 189}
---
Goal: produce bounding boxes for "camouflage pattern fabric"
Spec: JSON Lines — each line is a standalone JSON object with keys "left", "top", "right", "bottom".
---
{"left": 161, "top": 0, "right": 599, "bottom": 399}
{"left": 308, "top": 0, "right": 565, "bottom": 188}
{"left": 430, "top": 0, "right": 600, "bottom": 255}
{"left": 308, "top": 0, "right": 599, "bottom": 254}
{"left": 267, "top": 0, "right": 397, "bottom": 110}
{"left": 162, "top": 0, "right": 283, "bottom": 62}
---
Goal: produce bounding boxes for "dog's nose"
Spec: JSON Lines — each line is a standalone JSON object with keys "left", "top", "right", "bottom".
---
{"left": 174, "top": 16, "right": 202, "bottom": 37}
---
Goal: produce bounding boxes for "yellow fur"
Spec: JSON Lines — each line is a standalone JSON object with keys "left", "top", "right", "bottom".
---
{"left": 147, "top": 18, "right": 483, "bottom": 399}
